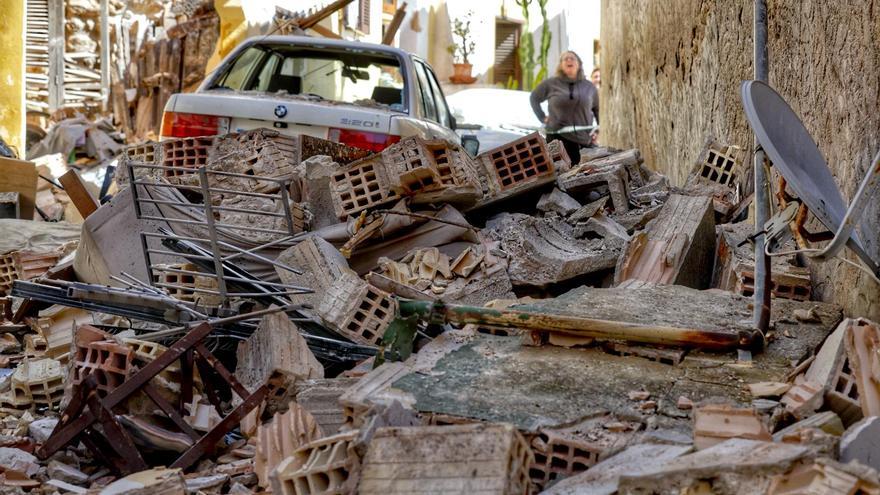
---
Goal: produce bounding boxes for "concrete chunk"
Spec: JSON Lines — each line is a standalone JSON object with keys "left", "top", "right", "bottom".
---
{"left": 538, "top": 188, "right": 581, "bottom": 216}
{"left": 275, "top": 235, "right": 350, "bottom": 309}
{"left": 840, "top": 416, "right": 880, "bottom": 472}
{"left": 99, "top": 467, "right": 186, "bottom": 495}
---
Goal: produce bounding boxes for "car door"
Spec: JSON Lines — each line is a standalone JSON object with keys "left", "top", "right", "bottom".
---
{"left": 411, "top": 59, "right": 459, "bottom": 143}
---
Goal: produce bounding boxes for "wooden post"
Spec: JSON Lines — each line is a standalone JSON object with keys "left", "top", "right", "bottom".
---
{"left": 58, "top": 169, "right": 99, "bottom": 218}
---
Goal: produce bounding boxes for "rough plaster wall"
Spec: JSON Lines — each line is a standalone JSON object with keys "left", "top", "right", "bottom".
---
{"left": 601, "top": 0, "right": 880, "bottom": 320}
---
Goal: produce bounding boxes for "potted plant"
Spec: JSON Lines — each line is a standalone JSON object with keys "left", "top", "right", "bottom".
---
{"left": 447, "top": 12, "right": 477, "bottom": 84}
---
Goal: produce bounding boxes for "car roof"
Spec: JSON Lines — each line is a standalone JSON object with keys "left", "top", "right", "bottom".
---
{"left": 238, "top": 35, "right": 415, "bottom": 60}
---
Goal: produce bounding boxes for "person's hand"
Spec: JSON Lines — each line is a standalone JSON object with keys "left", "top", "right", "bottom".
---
{"left": 543, "top": 116, "right": 549, "bottom": 124}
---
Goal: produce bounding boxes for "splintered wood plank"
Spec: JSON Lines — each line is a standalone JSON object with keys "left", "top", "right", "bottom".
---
{"left": 58, "top": 169, "right": 99, "bottom": 218}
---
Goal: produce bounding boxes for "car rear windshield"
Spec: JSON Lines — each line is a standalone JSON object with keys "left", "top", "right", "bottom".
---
{"left": 211, "top": 43, "right": 407, "bottom": 112}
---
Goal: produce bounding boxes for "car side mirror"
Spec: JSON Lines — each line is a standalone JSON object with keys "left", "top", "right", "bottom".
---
{"left": 461, "top": 135, "right": 479, "bottom": 156}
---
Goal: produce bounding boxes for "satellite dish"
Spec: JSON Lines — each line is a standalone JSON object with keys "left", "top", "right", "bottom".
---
{"left": 741, "top": 80, "right": 880, "bottom": 279}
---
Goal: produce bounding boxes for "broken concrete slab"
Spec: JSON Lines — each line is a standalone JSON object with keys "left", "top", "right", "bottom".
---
{"left": 615, "top": 193, "right": 715, "bottom": 289}
{"left": 298, "top": 155, "right": 343, "bottom": 230}
{"left": 98, "top": 467, "right": 186, "bottom": 495}
{"left": 768, "top": 457, "right": 880, "bottom": 494}
{"left": 839, "top": 416, "right": 880, "bottom": 472}
{"left": 558, "top": 162, "right": 631, "bottom": 212}
{"left": 614, "top": 439, "right": 813, "bottom": 494}
{"left": 484, "top": 212, "right": 622, "bottom": 286}
{"left": 542, "top": 443, "right": 692, "bottom": 495}
{"left": 359, "top": 424, "right": 533, "bottom": 495}
{"left": 47, "top": 460, "right": 89, "bottom": 485}
{"left": 27, "top": 417, "right": 58, "bottom": 443}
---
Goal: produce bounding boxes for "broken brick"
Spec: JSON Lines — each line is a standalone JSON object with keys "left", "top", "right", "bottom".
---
{"left": 692, "top": 404, "right": 771, "bottom": 450}
{"left": 271, "top": 430, "right": 360, "bottom": 495}
{"left": 254, "top": 402, "right": 324, "bottom": 488}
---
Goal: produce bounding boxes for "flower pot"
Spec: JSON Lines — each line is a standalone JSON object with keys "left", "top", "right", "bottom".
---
{"left": 450, "top": 63, "right": 477, "bottom": 84}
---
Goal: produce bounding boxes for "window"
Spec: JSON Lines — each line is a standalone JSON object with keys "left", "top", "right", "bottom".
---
{"left": 210, "top": 44, "right": 406, "bottom": 112}
{"left": 358, "top": 0, "right": 371, "bottom": 34}
{"left": 423, "top": 63, "right": 451, "bottom": 128}
{"left": 412, "top": 61, "right": 437, "bottom": 122}
{"left": 215, "top": 46, "right": 264, "bottom": 90}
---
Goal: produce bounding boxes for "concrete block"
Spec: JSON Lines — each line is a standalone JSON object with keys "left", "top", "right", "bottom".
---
{"left": 7, "top": 358, "right": 64, "bottom": 410}
{"left": 271, "top": 431, "right": 360, "bottom": 495}
{"left": 275, "top": 235, "right": 350, "bottom": 310}
{"left": 542, "top": 443, "right": 692, "bottom": 495}
{"left": 255, "top": 402, "right": 324, "bottom": 488}
{"left": 161, "top": 135, "right": 215, "bottom": 180}
{"left": 317, "top": 270, "right": 396, "bottom": 346}
{"left": 358, "top": 424, "right": 534, "bottom": 495}
{"left": 529, "top": 415, "right": 639, "bottom": 490}
{"left": 692, "top": 404, "right": 771, "bottom": 450}
{"left": 615, "top": 193, "right": 715, "bottom": 289}
{"left": 151, "top": 263, "right": 222, "bottom": 307}
{"left": 27, "top": 417, "right": 58, "bottom": 443}
{"left": 476, "top": 132, "right": 554, "bottom": 198}
{"left": 780, "top": 379, "right": 824, "bottom": 420}
{"left": 840, "top": 416, "right": 880, "bottom": 472}
{"left": 235, "top": 310, "right": 323, "bottom": 394}
{"left": 682, "top": 140, "right": 744, "bottom": 217}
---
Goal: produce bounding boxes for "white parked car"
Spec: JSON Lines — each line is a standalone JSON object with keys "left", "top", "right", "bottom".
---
{"left": 160, "top": 36, "right": 464, "bottom": 153}
{"left": 446, "top": 88, "right": 544, "bottom": 152}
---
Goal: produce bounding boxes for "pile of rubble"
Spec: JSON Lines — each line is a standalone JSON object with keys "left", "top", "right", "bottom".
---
{"left": 0, "top": 126, "right": 876, "bottom": 494}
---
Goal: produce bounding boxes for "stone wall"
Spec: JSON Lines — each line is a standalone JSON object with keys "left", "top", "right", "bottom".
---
{"left": 600, "top": 0, "right": 880, "bottom": 319}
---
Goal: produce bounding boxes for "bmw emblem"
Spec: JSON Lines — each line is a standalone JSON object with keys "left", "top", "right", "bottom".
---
{"left": 274, "top": 105, "right": 288, "bottom": 118}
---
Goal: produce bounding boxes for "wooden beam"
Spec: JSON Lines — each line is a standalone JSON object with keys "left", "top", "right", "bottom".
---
{"left": 309, "top": 24, "right": 343, "bottom": 39}
{"left": 298, "top": 0, "right": 355, "bottom": 30}
{"left": 381, "top": 2, "right": 408, "bottom": 46}
{"left": 58, "top": 169, "right": 99, "bottom": 218}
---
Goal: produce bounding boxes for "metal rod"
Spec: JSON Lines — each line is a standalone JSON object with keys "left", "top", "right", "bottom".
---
{"left": 397, "top": 299, "right": 759, "bottom": 351}
{"left": 134, "top": 198, "right": 289, "bottom": 218}
{"left": 216, "top": 239, "right": 304, "bottom": 275}
{"left": 752, "top": 0, "right": 771, "bottom": 333}
{"left": 279, "top": 181, "right": 296, "bottom": 236}
{"left": 199, "top": 167, "right": 229, "bottom": 303}
{"left": 137, "top": 215, "right": 292, "bottom": 235}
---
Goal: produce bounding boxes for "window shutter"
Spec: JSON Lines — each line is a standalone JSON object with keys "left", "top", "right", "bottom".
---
{"left": 358, "top": 0, "right": 371, "bottom": 34}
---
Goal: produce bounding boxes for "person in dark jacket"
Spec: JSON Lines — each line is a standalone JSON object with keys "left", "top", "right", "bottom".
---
{"left": 529, "top": 50, "right": 598, "bottom": 164}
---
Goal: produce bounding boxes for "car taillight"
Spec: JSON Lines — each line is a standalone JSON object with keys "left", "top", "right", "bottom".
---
{"left": 328, "top": 128, "right": 400, "bottom": 153}
{"left": 161, "top": 112, "right": 229, "bottom": 138}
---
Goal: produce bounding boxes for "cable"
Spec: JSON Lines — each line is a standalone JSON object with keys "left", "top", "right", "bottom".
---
{"left": 764, "top": 244, "right": 880, "bottom": 284}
